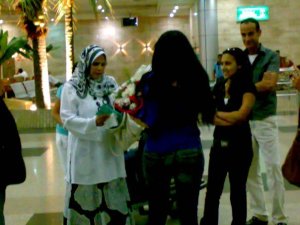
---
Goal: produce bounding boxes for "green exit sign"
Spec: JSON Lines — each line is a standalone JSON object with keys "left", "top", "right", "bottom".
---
{"left": 236, "top": 6, "right": 269, "bottom": 22}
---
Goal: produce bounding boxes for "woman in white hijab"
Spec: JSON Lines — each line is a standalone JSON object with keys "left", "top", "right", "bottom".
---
{"left": 60, "top": 45, "right": 143, "bottom": 225}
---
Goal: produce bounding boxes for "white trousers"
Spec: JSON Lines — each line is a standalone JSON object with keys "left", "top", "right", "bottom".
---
{"left": 56, "top": 133, "right": 68, "bottom": 176}
{"left": 247, "top": 116, "right": 288, "bottom": 224}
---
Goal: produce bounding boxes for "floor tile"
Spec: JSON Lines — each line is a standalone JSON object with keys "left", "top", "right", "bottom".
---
{"left": 4, "top": 95, "right": 300, "bottom": 225}
{"left": 26, "top": 212, "right": 63, "bottom": 225}
{"left": 22, "top": 147, "right": 48, "bottom": 157}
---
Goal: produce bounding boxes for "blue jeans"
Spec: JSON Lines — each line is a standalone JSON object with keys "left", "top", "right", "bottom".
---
{"left": 143, "top": 148, "right": 204, "bottom": 225}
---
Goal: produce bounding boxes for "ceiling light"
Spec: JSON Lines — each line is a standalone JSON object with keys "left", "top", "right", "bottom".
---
{"left": 103, "top": 26, "right": 116, "bottom": 37}
{"left": 170, "top": 13, "right": 174, "bottom": 18}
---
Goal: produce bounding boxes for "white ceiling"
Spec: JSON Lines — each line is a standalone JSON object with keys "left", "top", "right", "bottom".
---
{"left": 0, "top": 0, "right": 197, "bottom": 22}
{"left": 75, "top": 0, "right": 197, "bottom": 19}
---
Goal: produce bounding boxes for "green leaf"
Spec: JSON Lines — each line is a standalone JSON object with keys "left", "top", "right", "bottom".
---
{"left": 46, "top": 44, "right": 59, "bottom": 53}
{"left": 0, "top": 29, "right": 30, "bottom": 65}
{"left": 0, "top": 30, "right": 8, "bottom": 58}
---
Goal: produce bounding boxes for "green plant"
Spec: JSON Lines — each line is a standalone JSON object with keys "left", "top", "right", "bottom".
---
{"left": 0, "top": 29, "right": 30, "bottom": 66}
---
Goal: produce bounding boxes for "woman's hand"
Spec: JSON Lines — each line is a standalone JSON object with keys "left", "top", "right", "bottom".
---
{"left": 96, "top": 114, "right": 111, "bottom": 126}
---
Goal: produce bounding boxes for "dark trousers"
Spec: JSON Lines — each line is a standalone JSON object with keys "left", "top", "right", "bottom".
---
{"left": 0, "top": 186, "right": 6, "bottom": 225}
{"left": 200, "top": 140, "right": 253, "bottom": 225}
{"left": 143, "top": 148, "right": 204, "bottom": 225}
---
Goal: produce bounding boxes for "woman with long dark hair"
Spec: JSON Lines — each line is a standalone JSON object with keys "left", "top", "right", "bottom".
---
{"left": 138, "top": 30, "right": 216, "bottom": 225}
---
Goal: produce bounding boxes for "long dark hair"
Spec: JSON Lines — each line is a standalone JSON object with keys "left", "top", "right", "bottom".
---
{"left": 149, "top": 30, "right": 215, "bottom": 125}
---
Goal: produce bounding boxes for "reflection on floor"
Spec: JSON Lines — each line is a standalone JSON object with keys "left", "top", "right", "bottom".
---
{"left": 22, "top": 147, "right": 48, "bottom": 157}
{"left": 4, "top": 93, "right": 300, "bottom": 225}
{"left": 27, "top": 213, "right": 62, "bottom": 225}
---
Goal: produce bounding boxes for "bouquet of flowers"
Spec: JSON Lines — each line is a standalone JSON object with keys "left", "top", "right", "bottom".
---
{"left": 113, "top": 64, "right": 151, "bottom": 116}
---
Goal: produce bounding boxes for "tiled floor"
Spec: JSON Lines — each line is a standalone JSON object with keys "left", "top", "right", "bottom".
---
{"left": 4, "top": 92, "right": 300, "bottom": 225}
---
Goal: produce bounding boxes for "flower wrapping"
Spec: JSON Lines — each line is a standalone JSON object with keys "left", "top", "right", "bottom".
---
{"left": 113, "top": 64, "right": 151, "bottom": 116}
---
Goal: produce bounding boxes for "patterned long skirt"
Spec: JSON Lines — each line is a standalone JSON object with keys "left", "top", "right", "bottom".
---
{"left": 63, "top": 178, "right": 135, "bottom": 225}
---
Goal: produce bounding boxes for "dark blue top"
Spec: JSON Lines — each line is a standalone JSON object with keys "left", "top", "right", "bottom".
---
{"left": 137, "top": 72, "right": 201, "bottom": 154}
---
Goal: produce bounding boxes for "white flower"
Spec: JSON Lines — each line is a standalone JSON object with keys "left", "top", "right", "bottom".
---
{"left": 114, "top": 97, "right": 129, "bottom": 107}
{"left": 113, "top": 64, "right": 151, "bottom": 114}
{"left": 122, "top": 97, "right": 131, "bottom": 107}
{"left": 131, "top": 64, "right": 151, "bottom": 82}
{"left": 129, "top": 103, "right": 137, "bottom": 110}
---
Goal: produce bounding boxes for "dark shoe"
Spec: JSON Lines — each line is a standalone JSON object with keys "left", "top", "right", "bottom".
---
{"left": 246, "top": 217, "right": 268, "bottom": 225}
{"left": 276, "top": 223, "right": 287, "bottom": 225}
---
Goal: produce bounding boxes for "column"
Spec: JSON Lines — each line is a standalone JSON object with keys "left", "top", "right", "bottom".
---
{"left": 197, "top": 0, "right": 218, "bottom": 80}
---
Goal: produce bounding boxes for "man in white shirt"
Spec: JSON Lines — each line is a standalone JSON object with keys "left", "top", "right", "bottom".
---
{"left": 13, "top": 68, "right": 28, "bottom": 80}
{"left": 240, "top": 17, "right": 288, "bottom": 225}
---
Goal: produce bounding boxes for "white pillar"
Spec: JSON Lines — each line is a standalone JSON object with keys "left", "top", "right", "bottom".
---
{"left": 198, "top": 0, "right": 218, "bottom": 80}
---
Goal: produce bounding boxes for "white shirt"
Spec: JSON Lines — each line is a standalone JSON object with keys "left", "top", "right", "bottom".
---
{"left": 60, "top": 81, "right": 143, "bottom": 184}
{"left": 14, "top": 71, "right": 28, "bottom": 79}
{"left": 248, "top": 54, "right": 258, "bottom": 64}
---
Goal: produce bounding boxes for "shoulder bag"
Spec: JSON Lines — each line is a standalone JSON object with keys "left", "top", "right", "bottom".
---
{"left": 281, "top": 106, "right": 300, "bottom": 187}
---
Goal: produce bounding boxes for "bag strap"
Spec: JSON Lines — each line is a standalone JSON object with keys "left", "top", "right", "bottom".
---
{"left": 298, "top": 106, "right": 300, "bottom": 129}
{"left": 296, "top": 106, "right": 300, "bottom": 141}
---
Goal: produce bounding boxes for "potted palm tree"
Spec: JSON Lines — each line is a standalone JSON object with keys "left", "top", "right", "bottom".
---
{"left": 0, "top": 29, "right": 30, "bottom": 80}
{"left": 8, "top": 0, "right": 50, "bottom": 109}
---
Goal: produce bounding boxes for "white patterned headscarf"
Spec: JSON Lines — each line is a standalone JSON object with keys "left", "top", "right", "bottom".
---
{"left": 69, "top": 45, "right": 117, "bottom": 99}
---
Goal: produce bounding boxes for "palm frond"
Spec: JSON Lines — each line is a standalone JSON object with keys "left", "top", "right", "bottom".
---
{"left": 53, "top": 0, "right": 66, "bottom": 22}
{"left": 0, "top": 30, "right": 8, "bottom": 58}
{"left": 0, "top": 33, "right": 30, "bottom": 65}
{"left": 19, "top": 0, "right": 42, "bottom": 20}
{"left": 53, "top": 0, "right": 76, "bottom": 29}
{"left": 103, "top": 0, "right": 114, "bottom": 19}
{"left": 88, "top": 0, "right": 98, "bottom": 19}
